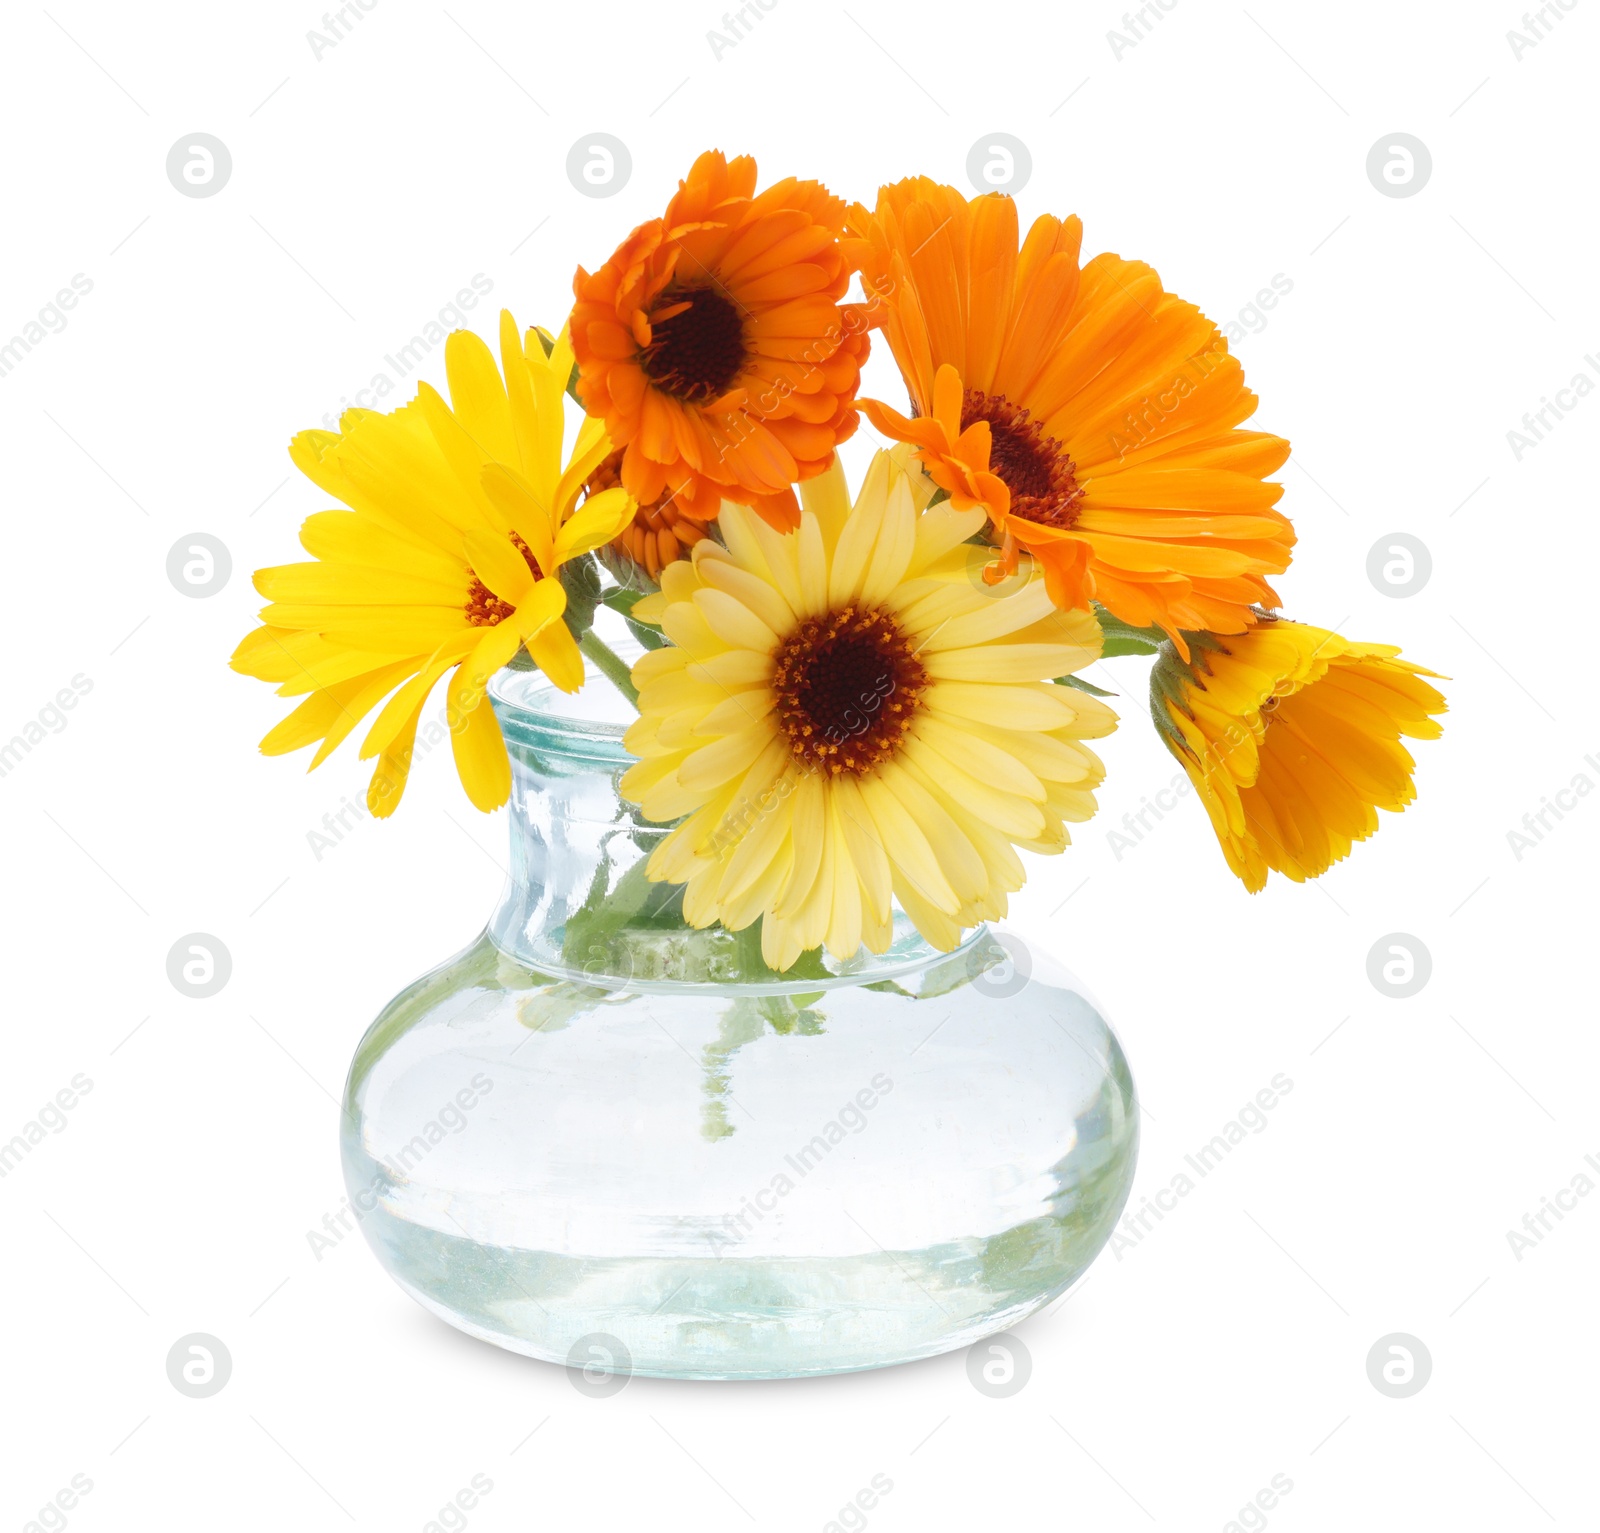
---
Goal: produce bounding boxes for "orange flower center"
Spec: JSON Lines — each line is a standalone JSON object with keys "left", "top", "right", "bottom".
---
{"left": 773, "top": 607, "right": 927, "bottom": 776}
{"left": 464, "top": 533, "right": 543, "bottom": 627}
{"left": 961, "top": 390, "right": 1084, "bottom": 529}
{"left": 640, "top": 285, "right": 747, "bottom": 403}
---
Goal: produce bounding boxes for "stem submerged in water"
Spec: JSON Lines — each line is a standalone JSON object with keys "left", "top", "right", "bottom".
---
{"left": 579, "top": 629, "right": 641, "bottom": 710}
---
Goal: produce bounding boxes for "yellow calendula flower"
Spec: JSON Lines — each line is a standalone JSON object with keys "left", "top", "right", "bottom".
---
{"left": 619, "top": 447, "right": 1117, "bottom": 971}
{"left": 231, "top": 314, "right": 635, "bottom": 816}
{"left": 1152, "top": 618, "right": 1446, "bottom": 891}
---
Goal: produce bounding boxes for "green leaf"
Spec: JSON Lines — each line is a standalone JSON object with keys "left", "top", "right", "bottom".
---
{"left": 915, "top": 946, "right": 985, "bottom": 1000}
{"left": 559, "top": 554, "right": 603, "bottom": 641}
{"left": 559, "top": 855, "right": 687, "bottom": 980}
{"left": 862, "top": 978, "right": 915, "bottom": 998}
{"left": 625, "top": 615, "right": 671, "bottom": 652}
{"left": 1091, "top": 603, "right": 1168, "bottom": 658}
{"left": 599, "top": 584, "right": 672, "bottom": 652}
{"left": 782, "top": 948, "right": 834, "bottom": 981}
{"left": 1099, "top": 633, "right": 1163, "bottom": 659}
{"left": 1053, "top": 674, "right": 1117, "bottom": 698}
{"left": 601, "top": 585, "right": 649, "bottom": 617}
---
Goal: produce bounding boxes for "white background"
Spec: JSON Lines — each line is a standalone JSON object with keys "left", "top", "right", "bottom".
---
{"left": 3, "top": 1, "right": 1596, "bottom": 1528}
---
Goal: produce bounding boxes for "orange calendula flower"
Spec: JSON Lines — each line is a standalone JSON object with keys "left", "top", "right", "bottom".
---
{"left": 571, "top": 149, "right": 869, "bottom": 533}
{"left": 1152, "top": 618, "right": 1446, "bottom": 891}
{"left": 588, "top": 448, "right": 712, "bottom": 582}
{"left": 847, "top": 180, "right": 1295, "bottom": 655}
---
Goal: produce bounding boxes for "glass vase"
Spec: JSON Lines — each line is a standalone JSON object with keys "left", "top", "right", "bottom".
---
{"left": 339, "top": 667, "right": 1139, "bottom": 1380}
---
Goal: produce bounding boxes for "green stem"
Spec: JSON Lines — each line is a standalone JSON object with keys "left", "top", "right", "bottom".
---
{"left": 580, "top": 629, "right": 640, "bottom": 710}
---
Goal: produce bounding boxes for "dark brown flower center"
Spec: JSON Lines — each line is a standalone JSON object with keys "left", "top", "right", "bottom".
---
{"left": 960, "top": 389, "right": 1084, "bottom": 529}
{"left": 640, "top": 285, "right": 747, "bottom": 404}
{"left": 773, "top": 608, "right": 927, "bottom": 775}
{"left": 465, "top": 533, "right": 543, "bottom": 626}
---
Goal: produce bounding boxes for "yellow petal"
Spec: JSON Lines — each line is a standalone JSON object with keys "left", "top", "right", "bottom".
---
{"left": 554, "top": 486, "right": 635, "bottom": 561}
{"left": 445, "top": 328, "right": 517, "bottom": 465}
{"left": 462, "top": 530, "right": 535, "bottom": 605}
{"left": 446, "top": 665, "right": 511, "bottom": 811}
{"left": 528, "top": 620, "right": 584, "bottom": 693}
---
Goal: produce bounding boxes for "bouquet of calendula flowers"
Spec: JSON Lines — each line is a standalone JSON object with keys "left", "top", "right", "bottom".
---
{"left": 234, "top": 150, "right": 1445, "bottom": 969}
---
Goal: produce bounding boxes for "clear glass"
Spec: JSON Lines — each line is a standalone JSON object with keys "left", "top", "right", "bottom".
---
{"left": 340, "top": 666, "right": 1140, "bottom": 1379}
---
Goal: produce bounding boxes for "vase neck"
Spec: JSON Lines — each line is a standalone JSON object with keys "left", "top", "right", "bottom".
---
{"left": 486, "top": 674, "right": 979, "bottom": 995}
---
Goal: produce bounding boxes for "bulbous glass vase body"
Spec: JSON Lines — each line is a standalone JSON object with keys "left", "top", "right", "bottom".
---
{"left": 340, "top": 672, "right": 1139, "bottom": 1379}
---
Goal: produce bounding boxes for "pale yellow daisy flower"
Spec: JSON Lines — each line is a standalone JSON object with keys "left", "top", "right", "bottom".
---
{"left": 621, "top": 448, "right": 1117, "bottom": 970}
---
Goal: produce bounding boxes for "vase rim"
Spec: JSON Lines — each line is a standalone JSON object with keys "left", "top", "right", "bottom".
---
{"left": 485, "top": 651, "right": 993, "bottom": 993}
{"left": 490, "top": 667, "right": 635, "bottom": 766}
